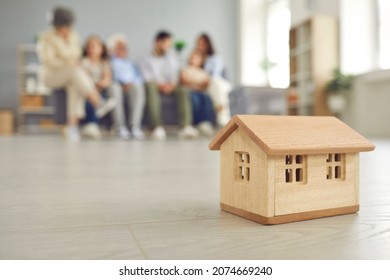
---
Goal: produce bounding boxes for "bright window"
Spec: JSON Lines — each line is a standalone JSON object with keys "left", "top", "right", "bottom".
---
{"left": 378, "top": 0, "right": 390, "bottom": 69}
{"left": 266, "top": 0, "right": 291, "bottom": 88}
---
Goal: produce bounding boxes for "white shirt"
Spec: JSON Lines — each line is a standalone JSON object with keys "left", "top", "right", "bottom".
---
{"left": 140, "top": 51, "right": 179, "bottom": 84}
{"left": 81, "top": 58, "right": 110, "bottom": 84}
{"left": 204, "top": 54, "right": 225, "bottom": 78}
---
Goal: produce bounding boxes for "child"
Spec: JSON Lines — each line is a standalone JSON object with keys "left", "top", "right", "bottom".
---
{"left": 81, "top": 35, "right": 117, "bottom": 139}
{"left": 108, "top": 34, "right": 145, "bottom": 140}
{"left": 180, "top": 50, "right": 215, "bottom": 136}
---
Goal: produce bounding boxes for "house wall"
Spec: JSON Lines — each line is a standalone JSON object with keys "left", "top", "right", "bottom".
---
{"left": 273, "top": 153, "right": 359, "bottom": 216}
{"left": 220, "top": 127, "right": 274, "bottom": 217}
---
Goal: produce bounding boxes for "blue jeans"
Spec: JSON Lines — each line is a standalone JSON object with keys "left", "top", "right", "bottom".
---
{"left": 190, "top": 91, "right": 215, "bottom": 125}
{"left": 80, "top": 88, "right": 109, "bottom": 125}
{"left": 80, "top": 101, "right": 98, "bottom": 125}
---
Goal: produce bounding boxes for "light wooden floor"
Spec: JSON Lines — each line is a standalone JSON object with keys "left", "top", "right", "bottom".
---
{"left": 0, "top": 135, "right": 389, "bottom": 259}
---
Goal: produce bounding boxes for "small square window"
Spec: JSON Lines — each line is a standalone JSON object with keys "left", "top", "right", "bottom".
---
{"left": 284, "top": 154, "right": 306, "bottom": 184}
{"left": 326, "top": 153, "right": 345, "bottom": 180}
{"left": 236, "top": 152, "right": 250, "bottom": 182}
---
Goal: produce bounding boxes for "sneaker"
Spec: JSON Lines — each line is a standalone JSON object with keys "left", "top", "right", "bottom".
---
{"left": 197, "top": 121, "right": 214, "bottom": 137}
{"left": 96, "top": 97, "right": 116, "bottom": 118}
{"left": 64, "top": 125, "right": 81, "bottom": 142}
{"left": 178, "top": 125, "right": 199, "bottom": 139}
{"left": 131, "top": 127, "right": 145, "bottom": 140}
{"left": 118, "top": 126, "right": 131, "bottom": 140}
{"left": 151, "top": 126, "right": 167, "bottom": 140}
{"left": 216, "top": 108, "right": 230, "bottom": 127}
{"left": 81, "top": 123, "right": 102, "bottom": 140}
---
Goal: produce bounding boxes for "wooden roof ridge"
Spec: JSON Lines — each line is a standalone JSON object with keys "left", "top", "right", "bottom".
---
{"left": 209, "top": 115, "right": 375, "bottom": 155}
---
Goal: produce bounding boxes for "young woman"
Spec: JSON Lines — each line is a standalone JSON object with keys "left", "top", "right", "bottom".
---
{"left": 196, "top": 33, "right": 232, "bottom": 127}
{"left": 81, "top": 35, "right": 117, "bottom": 139}
{"left": 180, "top": 50, "right": 214, "bottom": 136}
{"left": 38, "top": 6, "right": 101, "bottom": 141}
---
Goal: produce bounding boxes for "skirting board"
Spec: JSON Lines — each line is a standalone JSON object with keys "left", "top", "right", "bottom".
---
{"left": 221, "top": 203, "right": 359, "bottom": 225}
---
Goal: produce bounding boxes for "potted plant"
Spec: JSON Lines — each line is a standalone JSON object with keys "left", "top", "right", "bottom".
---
{"left": 260, "top": 58, "right": 277, "bottom": 87}
{"left": 174, "top": 40, "right": 187, "bottom": 53}
{"left": 325, "top": 68, "right": 354, "bottom": 113}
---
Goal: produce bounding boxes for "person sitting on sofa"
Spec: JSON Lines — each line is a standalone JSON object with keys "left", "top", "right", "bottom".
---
{"left": 108, "top": 33, "right": 145, "bottom": 140}
{"left": 180, "top": 50, "right": 215, "bottom": 137}
{"left": 80, "top": 35, "right": 117, "bottom": 139}
{"left": 37, "top": 6, "right": 105, "bottom": 141}
{"left": 140, "top": 31, "right": 198, "bottom": 140}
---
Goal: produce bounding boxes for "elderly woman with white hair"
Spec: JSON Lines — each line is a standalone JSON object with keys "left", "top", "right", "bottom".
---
{"left": 38, "top": 6, "right": 107, "bottom": 141}
{"left": 107, "top": 33, "right": 145, "bottom": 140}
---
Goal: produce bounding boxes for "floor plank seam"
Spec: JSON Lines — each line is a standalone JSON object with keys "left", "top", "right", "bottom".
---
{"left": 0, "top": 216, "right": 229, "bottom": 234}
{"left": 127, "top": 225, "right": 149, "bottom": 260}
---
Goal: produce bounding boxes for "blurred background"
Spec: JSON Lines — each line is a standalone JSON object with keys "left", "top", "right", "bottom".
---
{"left": 0, "top": 0, "right": 389, "bottom": 137}
{"left": 1, "top": 0, "right": 389, "bottom": 260}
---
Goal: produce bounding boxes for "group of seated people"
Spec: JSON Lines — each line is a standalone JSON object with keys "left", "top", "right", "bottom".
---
{"left": 37, "top": 6, "right": 232, "bottom": 141}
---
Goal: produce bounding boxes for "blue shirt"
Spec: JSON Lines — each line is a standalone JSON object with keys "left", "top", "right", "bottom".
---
{"left": 111, "top": 56, "right": 143, "bottom": 85}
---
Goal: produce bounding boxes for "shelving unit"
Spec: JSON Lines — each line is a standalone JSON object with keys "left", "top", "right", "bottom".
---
{"left": 17, "top": 44, "right": 60, "bottom": 133}
{"left": 289, "top": 16, "right": 338, "bottom": 116}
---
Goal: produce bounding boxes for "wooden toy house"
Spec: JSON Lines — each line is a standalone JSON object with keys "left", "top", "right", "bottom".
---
{"left": 209, "top": 115, "right": 375, "bottom": 225}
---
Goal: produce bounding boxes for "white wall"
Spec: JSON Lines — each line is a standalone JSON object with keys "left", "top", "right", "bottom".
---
{"left": 0, "top": 0, "right": 239, "bottom": 114}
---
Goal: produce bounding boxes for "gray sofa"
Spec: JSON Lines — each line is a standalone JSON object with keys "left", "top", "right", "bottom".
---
{"left": 230, "top": 86, "right": 287, "bottom": 115}
{"left": 52, "top": 86, "right": 287, "bottom": 127}
{"left": 52, "top": 88, "right": 179, "bottom": 127}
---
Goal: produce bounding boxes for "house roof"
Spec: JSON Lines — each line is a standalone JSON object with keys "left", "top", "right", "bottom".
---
{"left": 209, "top": 115, "right": 375, "bottom": 155}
